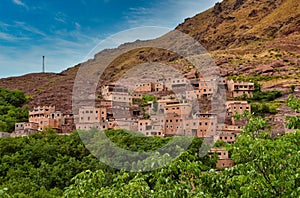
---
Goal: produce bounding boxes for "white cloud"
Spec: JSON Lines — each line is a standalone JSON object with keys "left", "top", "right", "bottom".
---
{"left": 12, "top": 0, "right": 28, "bottom": 9}
{"left": 75, "top": 22, "right": 81, "bottom": 30}
{"left": 124, "top": 0, "right": 220, "bottom": 28}
{"left": 14, "top": 21, "right": 46, "bottom": 37}
{"left": 0, "top": 32, "right": 29, "bottom": 41}
{"left": 54, "top": 12, "right": 67, "bottom": 23}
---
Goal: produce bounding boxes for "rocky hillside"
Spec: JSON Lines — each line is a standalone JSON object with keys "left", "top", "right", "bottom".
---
{"left": 0, "top": 0, "right": 299, "bottom": 114}
{"left": 177, "top": 0, "right": 299, "bottom": 50}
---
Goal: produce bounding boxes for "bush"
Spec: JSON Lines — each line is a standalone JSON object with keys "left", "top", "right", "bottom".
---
{"left": 251, "top": 103, "right": 277, "bottom": 115}
{"left": 251, "top": 90, "right": 283, "bottom": 102}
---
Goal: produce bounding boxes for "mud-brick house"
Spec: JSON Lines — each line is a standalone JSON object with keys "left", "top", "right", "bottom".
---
{"left": 209, "top": 147, "right": 234, "bottom": 168}
{"left": 192, "top": 113, "right": 218, "bottom": 138}
{"left": 199, "top": 77, "right": 218, "bottom": 98}
{"left": 135, "top": 82, "right": 154, "bottom": 93}
{"left": 15, "top": 105, "right": 76, "bottom": 134}
{"left": 76, "top": 106, "right": 107, "bottom": 131}
{"left": 163, "top": 103, "right": 192, "bottom": 136}
{"left": 227, "top": 80, "right": 254, "bottom": 98}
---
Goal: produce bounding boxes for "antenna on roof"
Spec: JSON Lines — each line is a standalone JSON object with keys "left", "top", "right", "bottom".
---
{"left": 42, "top": 56, "right": 45, "bottom": 73}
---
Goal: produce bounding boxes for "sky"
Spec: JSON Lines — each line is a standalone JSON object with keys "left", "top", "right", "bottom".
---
{"left": 0, "top": 0, "right": 220, "bottom": 78}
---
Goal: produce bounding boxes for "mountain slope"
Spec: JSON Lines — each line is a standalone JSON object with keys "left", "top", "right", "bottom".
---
{"left": 176, "top": 0, "right": 300, "bottom": 50}
{"left": 0, "top": 0, "right": 299, "bottom": 113}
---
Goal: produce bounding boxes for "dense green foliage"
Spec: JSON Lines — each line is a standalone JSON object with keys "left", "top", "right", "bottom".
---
{"left": 0, "top": 132, "right": 114, "bottom": 197}
{"left": 251, "top": 102, "right": 277, "bottom": 115}
{"left": 287, "top": 94, "right": 300, "bottom": 113}
{"left": 64, "top": 115, "right": 300, "bottom": 198}
{"left": 250, "top": 90, "right": 283, "bottom": 102}
{"left": 286, "top": 95, "right": 300, "bottom": 129}
{"left": 105, "top": 129, "right": 171, "bottom": 152}
{"left": 0, "top": 129, "right": 217, "bottom": 197}
{"left": 0, "top": 88, "right": 28, "bottom": 132}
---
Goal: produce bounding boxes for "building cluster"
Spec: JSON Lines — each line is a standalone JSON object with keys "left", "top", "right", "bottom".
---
{"left": 11, "top": 76, "right": 255, "bottom": 168}
{"left": 74, "top": 77, "right": 253, "bottom": 168}
{"left": 13, "top": 106, "right": 75, "bottom": 137}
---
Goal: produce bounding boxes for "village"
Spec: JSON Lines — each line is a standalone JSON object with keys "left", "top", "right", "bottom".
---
{"left": 6, "top": 70, "right": 297, "bottom": 169}
{"left": 1, "top": 70, "right": 297, "bottom": 170}
{"left": 3, "top": 74, "right": 259, "bottom": 168}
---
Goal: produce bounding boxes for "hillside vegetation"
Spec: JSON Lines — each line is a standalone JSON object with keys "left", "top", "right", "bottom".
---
{"left": 0, "top": 88, "right": 28, "bottom": 132}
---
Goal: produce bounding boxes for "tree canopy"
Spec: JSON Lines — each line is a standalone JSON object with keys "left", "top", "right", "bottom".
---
{"left": 0, "top": 88, "right": 28, "bottom": 132}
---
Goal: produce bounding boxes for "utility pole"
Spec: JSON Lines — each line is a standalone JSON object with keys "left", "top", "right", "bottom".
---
{"left": 42, "top": 56, "right": 45, "bottom": 73}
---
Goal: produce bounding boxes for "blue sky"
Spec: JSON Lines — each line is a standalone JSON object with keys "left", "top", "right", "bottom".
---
{"left": 0, "top": 0, "right": 220, "bottom": 78}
